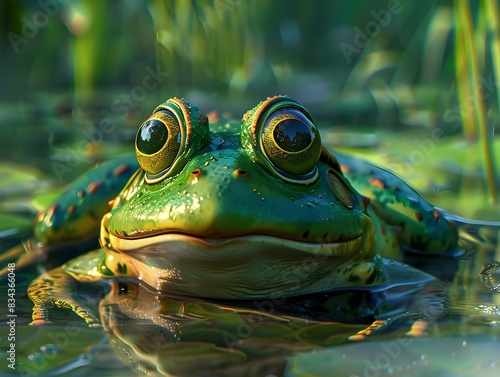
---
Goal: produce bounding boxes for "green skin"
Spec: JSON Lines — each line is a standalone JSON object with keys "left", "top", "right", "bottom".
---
{"left": 25, "top": 96, "right": 458, "bottom": 324}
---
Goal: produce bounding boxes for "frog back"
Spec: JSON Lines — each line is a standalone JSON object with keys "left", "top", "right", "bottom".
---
{"left": 335, "top": 151, "right": 459, "bottom": 257}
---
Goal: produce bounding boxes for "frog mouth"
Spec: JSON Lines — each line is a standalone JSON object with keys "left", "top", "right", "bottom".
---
{"left": 108, "top": 232, "right": 364, "bottom": 257}
{"left": 106, "top": 232, "right": 375, "bottom": 300}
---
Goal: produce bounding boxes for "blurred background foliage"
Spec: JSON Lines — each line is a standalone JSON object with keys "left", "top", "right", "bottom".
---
{"left": 0, "top": 0, "right": 498, "bottom": 217}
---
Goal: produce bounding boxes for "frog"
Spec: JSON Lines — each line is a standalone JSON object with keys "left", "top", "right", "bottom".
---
{"left": 7, "top": 95, "right": 461, "bottom": 326}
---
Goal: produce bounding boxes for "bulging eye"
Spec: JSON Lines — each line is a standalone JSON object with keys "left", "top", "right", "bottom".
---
{"left": 135, "top": 110, "right": 181, "bottom": 176}
{"left": 136, "top": 119, "right": 168, "bottom": 154}
{"left": 261, "top": 108, "right": 321, "bottom": 176}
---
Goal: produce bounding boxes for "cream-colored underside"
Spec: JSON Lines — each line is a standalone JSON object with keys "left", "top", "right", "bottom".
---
{"left": 108, "top": 233, "right": 375, "bottom": 299}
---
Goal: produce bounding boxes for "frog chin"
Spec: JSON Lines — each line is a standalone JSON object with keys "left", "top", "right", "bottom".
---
{"left": 106, "top": 220, "right": 377, "bottom": 300}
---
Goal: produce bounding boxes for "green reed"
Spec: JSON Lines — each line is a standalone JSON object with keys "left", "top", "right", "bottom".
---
{"left": 455, "top": 0, "right": 498, "bottom": 205}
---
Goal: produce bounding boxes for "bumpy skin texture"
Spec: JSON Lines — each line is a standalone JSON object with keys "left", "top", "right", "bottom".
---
{"left": 34, "top": 156, "right": 139, "bottom": 246}
{"left": 337, "top": 153, "right": 458, "bottom": 256}
{"left": 24, "top": 96, "right": 459, "bottom": 323}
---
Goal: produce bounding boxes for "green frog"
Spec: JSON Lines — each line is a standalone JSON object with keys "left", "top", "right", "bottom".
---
{"left": 8, "top": 96, "right": 461, "bottom": 325}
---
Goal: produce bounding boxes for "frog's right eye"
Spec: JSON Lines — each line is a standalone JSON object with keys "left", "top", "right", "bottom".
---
{"left": 135, "top": 110, "right": 182, "bottom": 176}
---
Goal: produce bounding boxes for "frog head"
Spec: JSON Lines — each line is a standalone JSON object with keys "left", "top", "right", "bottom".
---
{"left": 101, "top": 96, "right": 378, "bottom": 299}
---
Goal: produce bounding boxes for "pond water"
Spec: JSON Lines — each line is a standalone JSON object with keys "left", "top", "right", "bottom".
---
{"left": 0, "top": 215, "right": 500, "bottom": 377}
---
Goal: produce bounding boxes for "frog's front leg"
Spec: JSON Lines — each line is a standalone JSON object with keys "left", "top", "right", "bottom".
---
{"left": 28, "top": 248, "right": 136, "bottom": 326}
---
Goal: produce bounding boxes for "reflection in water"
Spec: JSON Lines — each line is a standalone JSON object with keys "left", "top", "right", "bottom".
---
{"left": 97, "top": 262, "right": 448, "bottom": 377}
{"left": 1, "top": 228, "right": 500, "bottom": 376}
{"left": 2, "top": 209, "right": 500, "bottom": 375}
{"left": 479, "top": 262, "right": 500, "bottom": 293}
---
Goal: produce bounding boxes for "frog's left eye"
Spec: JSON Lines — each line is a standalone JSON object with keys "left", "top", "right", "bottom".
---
{"left": 261, "top": 108, "right": 321, "bottom": 176}
{"left": 135, "top": 109, "right": 181, "bottom": 176}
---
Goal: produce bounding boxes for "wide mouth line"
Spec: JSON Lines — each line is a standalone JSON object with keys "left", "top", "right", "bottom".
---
{"left": 109, "top": 230, "right": 362, "bottom": 245}
{"left": 108, "top": 232, "right": 363, "bottom": 253}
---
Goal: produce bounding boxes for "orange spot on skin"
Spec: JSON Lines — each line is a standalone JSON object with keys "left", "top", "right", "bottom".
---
{"left": 233, "top": 169, "right": 248, "bottom": 178}
{"left": 67, "top": 205, "right": 75, "bottom": 214}
{"left": 340, "top": 164, "right": 351, "bottom": 173}
{"left": 189, "top": 169, "right": 202, "bottom": 181}
{"left": 77, "top": 190, "right": 85, "bottom": 198}
{"left": 108, "top": 199, "right": 115, "bottom": 208}
{"left": 46, "top": 204, "right": 58, "bottom": 218}
{"left": 87, "top": 181, "right": 103, "bottom": 195}
{"left": 43, "top": 204, "right": 58, "bottom": 227}
{"left": 114, "top": 164, "right": 130, "bottom": 177}
{"left": 432, "top": 210, "right": 441, "bottom": 221}
{"left": 368, "top": 177, "right": 385, "bottom": 189}
{"left": 414, "top": 212, "right": 423, "bottom": 221}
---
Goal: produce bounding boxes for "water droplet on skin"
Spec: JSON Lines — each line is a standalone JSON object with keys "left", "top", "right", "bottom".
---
{"left": 28, "top": 353, "right": 45, "bottom": 362}
{"left": 40, "top": 344, "right": 60, "bottom": 355}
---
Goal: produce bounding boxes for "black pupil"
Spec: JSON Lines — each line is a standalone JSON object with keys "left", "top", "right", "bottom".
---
{"left": 273, "top": 111, "right": 313, "bottom": 152}
{"left": 136, "top": 118, "right": 169, "bottom": 154}
{"left": 118, "top": 283, "right": 128, "bottom": 295}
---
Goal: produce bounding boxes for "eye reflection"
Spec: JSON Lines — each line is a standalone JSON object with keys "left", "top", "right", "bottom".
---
{"left": 137, "top": 119, "right": 169, "bottom": 155}
{"left": 273, "top": 118, "right": 313, "bottom": 152}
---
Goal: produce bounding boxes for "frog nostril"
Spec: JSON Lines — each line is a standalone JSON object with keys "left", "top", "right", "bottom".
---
{"left": 233, "top": 169, "right": 248, "bottom": 178}
{"left": 191, "top": 168, "right": 202, "bottom": 177}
